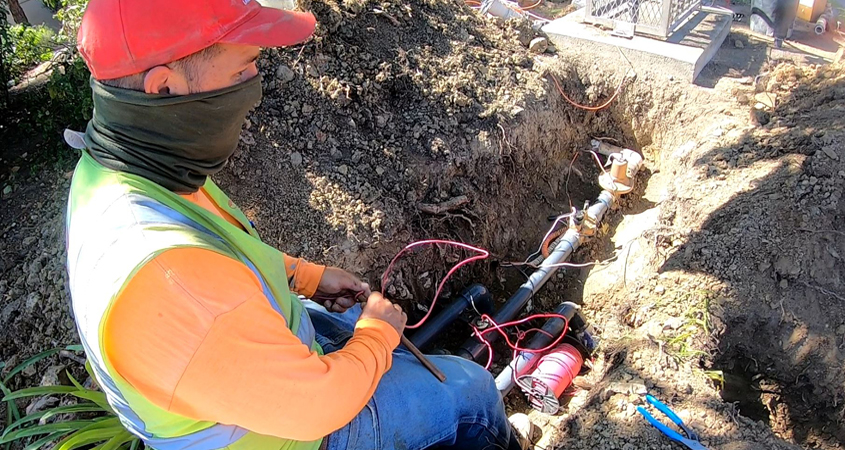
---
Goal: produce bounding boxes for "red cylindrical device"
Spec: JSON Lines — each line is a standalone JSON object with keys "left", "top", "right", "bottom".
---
{"left": 516, "top": 343, "right": 583, "bottom": 414}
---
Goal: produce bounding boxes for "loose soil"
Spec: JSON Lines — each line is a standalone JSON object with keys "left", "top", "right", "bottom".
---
{"left": 1, "top": 0, "right": 844, "bottom": 448}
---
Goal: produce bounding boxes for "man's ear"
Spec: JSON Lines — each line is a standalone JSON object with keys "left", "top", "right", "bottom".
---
{"left": 143, "top": 66, "right": 190, "bottom": 95}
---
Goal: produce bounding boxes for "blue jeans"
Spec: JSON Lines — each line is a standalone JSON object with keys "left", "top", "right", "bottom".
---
{"left": 304, "top": 301, "right": 521, "bottom": 450}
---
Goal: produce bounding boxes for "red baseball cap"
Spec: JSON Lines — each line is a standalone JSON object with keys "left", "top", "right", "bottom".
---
{"left": 78, "top": 0, "right": 317, "bottom": 80}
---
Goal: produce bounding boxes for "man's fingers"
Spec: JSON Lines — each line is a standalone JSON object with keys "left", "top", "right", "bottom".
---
{"left": 360, "top": 282, "right": 372, "bottom": 297}
{"left": 336, "top": 296, "right": 356, "bottom": 309}
{"left": 330, "top": 302, "right": 347, "bottom": 313}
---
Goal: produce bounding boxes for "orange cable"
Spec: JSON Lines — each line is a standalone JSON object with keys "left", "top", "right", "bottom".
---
{"left": 519, "top": 0, "right": 543, "bottom": 10}
{"left": 549, "top": 73, "right": 627, "bottom": 112}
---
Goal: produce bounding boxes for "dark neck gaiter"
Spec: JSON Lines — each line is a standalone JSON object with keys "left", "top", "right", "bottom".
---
{"left": 84, "top": 76, "right": 263, "bottom": 194}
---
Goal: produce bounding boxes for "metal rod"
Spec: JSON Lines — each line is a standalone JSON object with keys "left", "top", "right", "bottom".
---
{"left": 409, "top": 284, "right": 492, "bottom": 351}
{"left": 355, "top": 292, "right": 447, "bottom": 382}
{"left": 400, "top": 335, "right": 447, "bottom": 382}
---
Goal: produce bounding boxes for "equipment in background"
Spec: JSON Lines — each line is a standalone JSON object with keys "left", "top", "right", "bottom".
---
{"left": 796, "top": 0, "right": 828, "bottom": 23}
{"left": 636, "top": 394, "right": 709, "bottom": 450}
{"left": 750, "top": 0, "right": 799, "bottom": 47}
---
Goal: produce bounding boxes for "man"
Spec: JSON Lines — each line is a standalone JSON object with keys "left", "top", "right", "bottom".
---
{"left": 64, "top": 0, "right": 526, "bottom": 449}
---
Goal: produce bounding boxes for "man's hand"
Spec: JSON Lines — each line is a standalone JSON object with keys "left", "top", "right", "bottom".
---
{"left": 314, "top": 267, "right": 372, "bottom": 313}
{"left": 359, "top": 292, "right": 407, "bottom": 337}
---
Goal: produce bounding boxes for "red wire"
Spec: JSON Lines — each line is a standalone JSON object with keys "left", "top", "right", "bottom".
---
{"left": 472, "top": 313, "right": 570, "bottom": 369}
{"left": 382, "top": 239, "right": 572, "bottom": 369}
{"left": 510, "top": 327, "right": 553, "bottom": 385}
{"left": 549, "top": 73, "right": 625, "bottom": 112}
{"left": 381, "top": 240, "right": 489, "bottom": 329}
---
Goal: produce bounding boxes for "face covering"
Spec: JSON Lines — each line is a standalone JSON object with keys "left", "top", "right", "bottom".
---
{"left": 83, "top": 75, "right": 263, "bottom": 194}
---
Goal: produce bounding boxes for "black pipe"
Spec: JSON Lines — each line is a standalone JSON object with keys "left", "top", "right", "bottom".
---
{"left": 494, "top": 302, "right": 580, "bottom": 394}
{"left": 456, "top": 285, "right": 534, "bottom": 361}
{"left": 456, "top": 229, "right": 582, "bottom": 363}
{"left": 409, "top": 284, "right": 492, "bottom": 351}
{"left": 456, "top": 286, "right": 532, "bottom": 361}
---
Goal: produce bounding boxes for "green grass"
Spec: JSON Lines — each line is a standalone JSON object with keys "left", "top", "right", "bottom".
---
{"left": 1, "top": 347, "right": 146, "bottom": 450}
{"left": 659, "top": 290, "right": 714, "bottom": 363}
{"left": 701, "top": 369, "right": 725, "bottom": 390}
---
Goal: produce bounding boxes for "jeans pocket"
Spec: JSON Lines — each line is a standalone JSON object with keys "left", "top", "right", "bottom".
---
{"left": 346, "top": 401, "right": 379, "bottom": 450}
{"left": 314, "top": 332, "right": 347, "bottom": 353}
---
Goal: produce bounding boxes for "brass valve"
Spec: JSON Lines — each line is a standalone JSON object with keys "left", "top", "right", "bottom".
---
{"left": 598, "top": 149, "right": 643, "bottom": 195}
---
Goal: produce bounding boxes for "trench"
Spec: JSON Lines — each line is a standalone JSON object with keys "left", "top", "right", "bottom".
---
{"left": 379, "top": 66, "right": 843, "bottom": 448}
{"left": 388, "top": 69, "right": 652, "bottom": 367}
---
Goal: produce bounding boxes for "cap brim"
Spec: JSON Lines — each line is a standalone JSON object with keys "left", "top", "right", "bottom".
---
{"left": 219, "top": 6, "right": 316, "bottom": 48}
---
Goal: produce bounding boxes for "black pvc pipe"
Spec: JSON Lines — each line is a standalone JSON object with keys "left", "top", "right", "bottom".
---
{"left": 494, "top": 302, "right": 580, "bottom": 394}
{"left": 456, "top": 229, "right": 582, "bottom": 363}
{"left": 456, "top": 285, "right": 532, "bottom": 361}
{"left": 409, "top": 284, "right": 492, "bottom": 351}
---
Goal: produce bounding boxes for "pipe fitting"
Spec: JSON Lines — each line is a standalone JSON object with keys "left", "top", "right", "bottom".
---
{"left": 599, "top": 150, "right": 642, "bottom": 195}
{"left": 591, "top": 141, "right": 645, "bottom": 196}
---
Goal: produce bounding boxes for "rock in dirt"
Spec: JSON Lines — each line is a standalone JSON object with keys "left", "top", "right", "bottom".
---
{"left": 290, "top": 152, "right": 303, "bottom": 167}
{"left": 603, "top": 381, "right": 647, "bottom": 399}
{"left": 529, "top": 37, "right": 549, "bottom": 54}
{"left": 734, "top": 39, "right": 744, "bottom": 49}
{"left": 26, "top": 292, "right": 42, "bottom": 310}
{"left": 821, "top": 146, "right": 839, "bottom": 161}
{"left": 22, "top": 364, "right": 37, "bottom": 378}
{"left": 754, "top": 92, "right": 777, "bottom": 109}
{"left": 40, "top": 364, "right": 67, "bottom": 387}
{"left": 25, "top": 396, "right": 58, "bottom": 415}
{"left": 751, "top": 108, "right": 771, "bottom": 126}
{"left": 275, "top": 64, "right": 295, "bottom": 84}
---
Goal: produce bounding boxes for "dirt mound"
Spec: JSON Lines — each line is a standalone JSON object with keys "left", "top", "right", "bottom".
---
{"left": 218, "top": 0, "right": 633, "bottom": 306}
{"left": 552, "top": 60, "right": 845, "bottom": 450}
{"left": 0, "top": 169, "right": 75, "bottom": 363}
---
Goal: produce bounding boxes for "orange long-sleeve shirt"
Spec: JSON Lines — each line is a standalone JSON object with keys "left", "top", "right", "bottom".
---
{"left": 102, "top": 187, "right": 400, "bottom": 441}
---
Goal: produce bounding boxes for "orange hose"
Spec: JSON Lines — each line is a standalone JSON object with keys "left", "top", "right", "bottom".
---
{"left": 541, "top": 227, "right": 566, "bottom": 258}
{"left": 549, "top": 73, "right": 626, "bottom": 112}
{"left": 518, "top": 0, "right": 543, "bottom": 10}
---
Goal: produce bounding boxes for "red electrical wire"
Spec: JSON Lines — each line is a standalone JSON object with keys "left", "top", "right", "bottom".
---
{"left": 381, "top": 240, "right": 489, "bottom": 329}
{"left": 381, "top": 239, "right": 575, "bottom": 369}
{"left": 471, "top": 313, "right": 570, "bottom": 369}
{"left": 549, "top": 73, "right": 626, "bottom": 112}
{"left": 516, "top": 0, "right": 543, "bottom": 10}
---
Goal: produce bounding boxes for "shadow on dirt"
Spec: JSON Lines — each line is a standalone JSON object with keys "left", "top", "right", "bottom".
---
{"left": 660, "top": 66, "right": 845, "bottom": 447}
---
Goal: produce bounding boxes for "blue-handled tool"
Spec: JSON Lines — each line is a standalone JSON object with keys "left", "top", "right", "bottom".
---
{"left": 636, "top": 394, "right": 709, "bottom": 450}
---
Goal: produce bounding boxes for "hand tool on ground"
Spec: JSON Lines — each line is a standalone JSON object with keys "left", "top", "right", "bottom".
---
{"left": 351, "top": 291, "right": 447, "bottom": 383}
{"left": 636, "top": 394, "right": 708, "bottom": 450}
